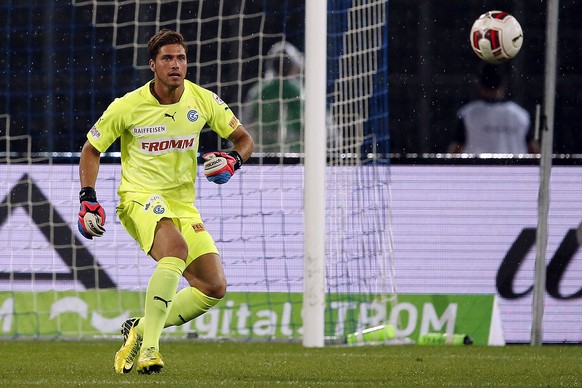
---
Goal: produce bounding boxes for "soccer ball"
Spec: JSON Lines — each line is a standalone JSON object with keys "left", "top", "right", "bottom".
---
{"left": 470, "top": 11, "right": 523, "bottom": 64}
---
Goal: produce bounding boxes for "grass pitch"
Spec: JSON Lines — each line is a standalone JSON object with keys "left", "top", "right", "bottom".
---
{"left": 0, "top": 340, "right": 579, "bottom": 386}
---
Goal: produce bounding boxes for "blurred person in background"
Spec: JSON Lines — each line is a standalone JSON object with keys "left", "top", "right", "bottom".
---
{"left": 243, "top": 41, "right": 304, "bottom": 154}
{"left": 448, "top": 63, "right": 539, "bottom": 154}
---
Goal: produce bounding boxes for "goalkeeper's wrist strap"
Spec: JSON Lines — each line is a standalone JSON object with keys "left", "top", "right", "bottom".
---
{"left": 228, "top": 150, "right": 243, "bottom": 171}
{"left": 79, "top": 186, "right": 97, "bottom": 203}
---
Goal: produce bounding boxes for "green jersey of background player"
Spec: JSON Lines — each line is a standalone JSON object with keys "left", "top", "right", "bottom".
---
{"left": 243, "top": 41, "right": 303, "bottom": 154}
{"left": 77, "top": 29, "right": 254, "bottom": 374}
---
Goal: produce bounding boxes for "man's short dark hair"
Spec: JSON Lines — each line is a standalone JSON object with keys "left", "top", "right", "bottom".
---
{"left": 479, "top": 63, "right": 507, "bottom": 89}
{"left": 148, "top": 29, "right": 188, "bottom": 60}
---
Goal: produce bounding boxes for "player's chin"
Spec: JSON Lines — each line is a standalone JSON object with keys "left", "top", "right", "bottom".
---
{"left": 166, "top": 75, "right": 184, "bottom": 85}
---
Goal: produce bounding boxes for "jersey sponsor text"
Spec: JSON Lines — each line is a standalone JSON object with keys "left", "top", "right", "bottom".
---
{"left": 89, "top": 126, "right": 102, "bottom": 139}
{"left": 140, "top": 135, "right": 197, "bottom": 155}
{"left": 133, "top": 125, "right": 167, "bottom": 135}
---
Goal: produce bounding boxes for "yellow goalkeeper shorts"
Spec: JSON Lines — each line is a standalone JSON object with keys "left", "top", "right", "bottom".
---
{"left": 116, "top": 193, "right": 219, "bottom": 266}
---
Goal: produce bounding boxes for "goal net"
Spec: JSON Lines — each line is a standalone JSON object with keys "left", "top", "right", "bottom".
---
{"left": 0, "top": 0, "right": 393, "bottom": 343}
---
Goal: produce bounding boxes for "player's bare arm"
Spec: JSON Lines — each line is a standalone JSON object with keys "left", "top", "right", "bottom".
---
{"left": 228, "top": 125, "right": 255, "bottom": 162}
{"left": 79, "top": 140, "right": 101, "bottom": 189}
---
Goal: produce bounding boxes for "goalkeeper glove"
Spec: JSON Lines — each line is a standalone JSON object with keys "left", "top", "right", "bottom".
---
{"left": 77, "top": 186, "right": 106, "bottom": 239}
{"left": 203, "top": 151, "right": 243, "bottom": 184}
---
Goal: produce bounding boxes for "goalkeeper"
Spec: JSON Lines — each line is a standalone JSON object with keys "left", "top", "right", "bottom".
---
{"left": 77, "top": 29, "right": 254, "bottom": 374}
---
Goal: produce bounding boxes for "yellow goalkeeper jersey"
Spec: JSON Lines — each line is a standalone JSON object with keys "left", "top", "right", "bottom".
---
{"left": 87, "top": 80, "right": 240, "bottom": 202}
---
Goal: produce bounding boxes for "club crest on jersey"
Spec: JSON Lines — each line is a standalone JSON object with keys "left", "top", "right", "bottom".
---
{"left": 187, "top": 110, "right": 199, "bottom": 122}
{"left": 153, "top": 205, "right": 165, "bottom": 214}
{"left": 212, "top": 93, "right": 225, "bottom": 105}
{"left": 144, "top": 195, "right": 163, "bottom": 211}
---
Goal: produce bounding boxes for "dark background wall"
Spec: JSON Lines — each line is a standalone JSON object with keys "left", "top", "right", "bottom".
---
{"left": 1, "top": 0, "right": 580, "bottom": 157}
{"left": 388, "top": 0, "right": 582, "bottom": 155}
{"left": 0, "top": 0, "right": 306, "bottom": 155}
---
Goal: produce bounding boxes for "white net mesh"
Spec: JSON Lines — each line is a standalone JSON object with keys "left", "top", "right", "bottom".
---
{"left": 0, "top": 0, "right": 393, "bottom": 341}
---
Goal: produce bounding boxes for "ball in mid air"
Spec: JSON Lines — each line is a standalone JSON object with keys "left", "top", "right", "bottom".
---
{"left": 470, "top": 10, "right": 523, "bottom": 64}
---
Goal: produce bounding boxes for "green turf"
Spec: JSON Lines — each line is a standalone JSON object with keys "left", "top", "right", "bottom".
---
{"left": 0, "top": 340, "right": 579, "bottom": 387}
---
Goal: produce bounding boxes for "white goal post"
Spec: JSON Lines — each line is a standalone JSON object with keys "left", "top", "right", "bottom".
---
{"left": 302, "top": 0, "right": 327, "bottom": 348}
{"left": 303, "top": 0, "right": 395, "bottom": 347}
{"left": 531, "top": 0, "right": 559, "bottom": 346}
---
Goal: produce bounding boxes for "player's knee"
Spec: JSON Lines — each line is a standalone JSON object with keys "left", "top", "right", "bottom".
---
{"left": 205, "top": 278, "right": 227, "bottom": 299}
{"left": 183, "top": 270, "right": 226, "bottom": 298}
